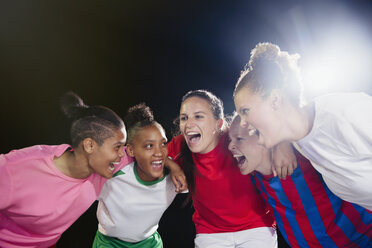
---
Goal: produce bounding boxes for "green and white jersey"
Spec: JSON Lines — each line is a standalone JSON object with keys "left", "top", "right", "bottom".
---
{"left": 96, "top": 161, "right": 178, "bottom": 243}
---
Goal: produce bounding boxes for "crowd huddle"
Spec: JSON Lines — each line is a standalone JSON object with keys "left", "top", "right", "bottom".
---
{"left": 1, "top": 43, "right": 372, "bottom": 248}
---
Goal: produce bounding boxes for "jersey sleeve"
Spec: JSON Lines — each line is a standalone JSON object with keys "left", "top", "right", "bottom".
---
{"left": 0, "top": 154, "right": 13, "bottom": 209}
{"left": 167, "top": 135, "right": 183, "bottom": 160}
{"left": 343, "top": 95, "right": 372, "bottom": 155}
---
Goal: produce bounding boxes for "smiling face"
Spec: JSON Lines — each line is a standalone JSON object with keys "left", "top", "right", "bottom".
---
{"left": 179, "top": 96, "right": 222, "bottom": 154}
{"left": 126, "top": 124, "right": 168, "bottom": 182}
{"left": 88, "top": 128, "right": 126, "bottom": 179}
{"left": 234, "top": 86, "right": 284, "bottom": 149}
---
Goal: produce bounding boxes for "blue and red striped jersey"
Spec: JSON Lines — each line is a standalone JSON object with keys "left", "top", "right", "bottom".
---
{"left": 252, "top": 150, "right": 372, "bottom": 248}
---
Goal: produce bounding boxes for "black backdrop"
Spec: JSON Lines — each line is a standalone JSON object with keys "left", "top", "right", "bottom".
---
{"left": 1, "top": 0, "right": 371, "bottom": 247}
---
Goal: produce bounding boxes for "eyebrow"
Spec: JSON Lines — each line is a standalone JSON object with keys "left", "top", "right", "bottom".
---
{"left": 143, "top": 138, "right": 167, "bottom": 143}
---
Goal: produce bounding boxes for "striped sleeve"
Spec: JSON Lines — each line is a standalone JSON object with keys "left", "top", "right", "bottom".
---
{"left": 252, "top": 152, "right": 372, "bottom": 248}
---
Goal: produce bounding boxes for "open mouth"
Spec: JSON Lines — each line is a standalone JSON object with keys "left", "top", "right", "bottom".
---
{"left": 233, "top": 154, "right": 246, "bottom": 168}
{"left": 151, "top": 160, "right": 163, "bottom": 171}
{"left": 109, "top": 162, "right": 120, "bottom": 172}
{"left": 186, "top": 132, "right": 201, "bottom": 145}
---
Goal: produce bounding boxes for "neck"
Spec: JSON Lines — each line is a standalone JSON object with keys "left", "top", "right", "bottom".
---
{"left": 255, "top": 153, "right": 273, "bottom": 176}
{"left": 54, "top": 147, "right": 92, "bottom": 179}
{"left": 280, "top": 102, "right": 315, "bottom": 142}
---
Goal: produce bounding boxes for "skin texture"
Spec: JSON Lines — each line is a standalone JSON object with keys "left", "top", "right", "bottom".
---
{"left": 234, "top": 87, "right": 287, "bottom": 149}
{"left": 179, "top": 96, "right": 222, "bottom": 154}
{"left": 234, "top": 87, "right": 298, "bottom": 178}
{"left": 55, "top": 127, "right": 127, "bottom": 179}
{"left": 127, "top": 125, "right": 168, "bottom": 182}
{"left": 86, "top": 128, "right": 127, "bottom": 179}
{"left": 228, "top": 116, "right": 272, "bottom": 176}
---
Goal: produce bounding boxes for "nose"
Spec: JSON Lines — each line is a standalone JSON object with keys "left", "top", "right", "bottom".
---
{"left": 185, "top": 117, "right": 196, "bottom": 129}
{"left": 153, "top": 145, "right": 163, "bottom": 157}
{"left": 240, "top": 118, "right": 249, "bottom": 128}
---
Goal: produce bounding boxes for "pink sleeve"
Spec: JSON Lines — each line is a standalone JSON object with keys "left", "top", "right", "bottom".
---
{"left": 0, "top": 155, "right": 13, "bottom": 209}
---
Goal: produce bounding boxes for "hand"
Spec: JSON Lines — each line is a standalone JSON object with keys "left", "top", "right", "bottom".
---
{"left": 165, "top": 157, "right": 188, "bottom": 192}
{"left": 272, "top": 142, "right": 297, "bottom": 179}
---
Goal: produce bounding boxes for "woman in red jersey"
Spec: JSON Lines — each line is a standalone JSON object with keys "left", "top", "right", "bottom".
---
{"left": 167, "top": 89, "right": 294, "bottom": 247}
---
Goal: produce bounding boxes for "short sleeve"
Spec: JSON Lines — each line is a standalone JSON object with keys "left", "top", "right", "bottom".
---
{"left": 0, "top": 154, "right": 13, "bottom": 209}
{"left": 167, "top": 135, "right": 184, "bottom": 160}
{"left": 343, "top": 95, "right": 372, "bottom": 154}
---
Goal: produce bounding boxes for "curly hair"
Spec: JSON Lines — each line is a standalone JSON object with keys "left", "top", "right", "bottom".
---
{"left": 234, "top": 42, "right": 304, "bottom": 107}
{"left": 124, "top": 103, "right": 164, "bottom": 145}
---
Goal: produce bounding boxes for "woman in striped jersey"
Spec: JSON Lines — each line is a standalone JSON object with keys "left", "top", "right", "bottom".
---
{"left": 228, "top": 114, "right": 372, "bottom": 248}
{"left": 233, "top": 42, "right": 372, "bottom": 212}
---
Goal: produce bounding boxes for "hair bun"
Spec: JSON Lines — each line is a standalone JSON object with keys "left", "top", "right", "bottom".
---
{"left": 125, "top": 103, "right": 154, "bottom": 129}
{"left": 60, "top": 91, "right": 88, "bottom": 119}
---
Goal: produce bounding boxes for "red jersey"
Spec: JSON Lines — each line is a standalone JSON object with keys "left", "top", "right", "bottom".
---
{"left": 168, "top": 133, "right": 275, "bottom": 234}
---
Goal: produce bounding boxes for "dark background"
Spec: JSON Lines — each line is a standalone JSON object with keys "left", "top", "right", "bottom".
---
{"left": 1, "top": 0, "right": 371, "bottom": 247}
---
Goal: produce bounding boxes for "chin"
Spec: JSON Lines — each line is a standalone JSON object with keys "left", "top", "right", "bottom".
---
{"left": 240, "top": 167, "right": 252, "bottom": 175}
{"left": 188, "top": 146, "right": 202, "bottom": 154}
{"left": 152, "top": 172, "right": 164, "bottom": 179}
{"left": 102, "top": 173, "right": 112, "bottom": 179}
{"left": 262, "top": 140, "right": 274, "bottom": 149}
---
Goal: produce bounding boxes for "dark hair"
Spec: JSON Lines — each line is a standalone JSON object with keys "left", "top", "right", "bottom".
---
{"left": 234, "top": 42, "right": 303, "bottom": 107}
{"left": 60, "top": 92, "right": 125, "bottom": 148}
{"left": 176, "top": 89, "right": 225, "bottom": 197}
{"left": 182, "top": 89, "right": 224, "bottom": 121}
{"left": 124, "top": 103, "right": 164, "bottom": 145}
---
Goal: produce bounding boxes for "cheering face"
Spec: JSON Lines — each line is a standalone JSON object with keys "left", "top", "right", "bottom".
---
{"left": 127, "top": 125, "right": 168, "bottom": 182}
{"left": 228, "top": 116, "right": 269, "bottom": 175}
{"left": 234, "top": 87, "right": 282, "bottom": 149}
{"left": 179, "top": 96, "right": 222, "bottom": 154}
{"left": 88, "top": 128, "right": 126, "bottom": 179}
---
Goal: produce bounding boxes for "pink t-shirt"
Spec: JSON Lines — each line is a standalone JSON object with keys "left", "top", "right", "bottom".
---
{"left": 0, "top": 144, "right": 132, "bottom": 248}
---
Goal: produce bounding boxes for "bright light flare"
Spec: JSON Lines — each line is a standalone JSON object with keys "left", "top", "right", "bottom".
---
{"left": 299, "top": 5, "right": 372, "bottom": 97}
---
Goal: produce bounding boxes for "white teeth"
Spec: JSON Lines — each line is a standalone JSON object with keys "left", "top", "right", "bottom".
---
{"left": 248, "top": 128, "right": 257, "bottom": 136}
{"left": 187, "top": 132, "right": 199, "bottom": 135}
{"left": 112, "top": 162, "right": 120, "bottom": 165}
{"left": 152, "top": 160, "right": 162, "bottom": 164}
{"left": 233, "top": 154, "right": 244, "bottom": 158}
{"left": 109, "top": 163, "right": 115, "bottom": 171}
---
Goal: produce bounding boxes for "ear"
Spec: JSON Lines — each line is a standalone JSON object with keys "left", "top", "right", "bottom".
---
{"left": 126, "top": 144, "right": 135, "bottom": 158}
{"left": 269, "top": 90, "right": 282, "bottom": 110}
{"left": 82, "top": 138, "right": 96, "bottom": 154}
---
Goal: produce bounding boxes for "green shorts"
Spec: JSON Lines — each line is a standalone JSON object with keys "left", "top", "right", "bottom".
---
{"left": 92, "top": 230, "right": 163, "bottom": 248}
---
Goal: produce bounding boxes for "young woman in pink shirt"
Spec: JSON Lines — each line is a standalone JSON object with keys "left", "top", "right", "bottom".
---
{"left": 0, "top": 92, "right": 130, "bottom": 248}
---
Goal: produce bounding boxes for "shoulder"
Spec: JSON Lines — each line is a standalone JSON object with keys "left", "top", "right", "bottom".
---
{"left": 0, "top": 144, "right": 69, "bottom": 166}
{"left": 314, "top": 92, "right": 372, "bottom": 112}
{"left": 115, "top": 161, "right": 135, "bottom": 177}
{"left": 167, "top": 135, "right": 186, "bottom": 159}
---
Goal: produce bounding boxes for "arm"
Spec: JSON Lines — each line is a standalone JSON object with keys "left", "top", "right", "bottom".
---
{"left": 272, "top": 142, "right": 297, "bottom": 179}
{"left": 164, "top": 157, "right": 187, "bottom": 192}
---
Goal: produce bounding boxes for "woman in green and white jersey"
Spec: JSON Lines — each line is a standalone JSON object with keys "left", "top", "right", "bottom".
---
{"left": 93, "top": 103, "right": 186, "bottom": 248}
